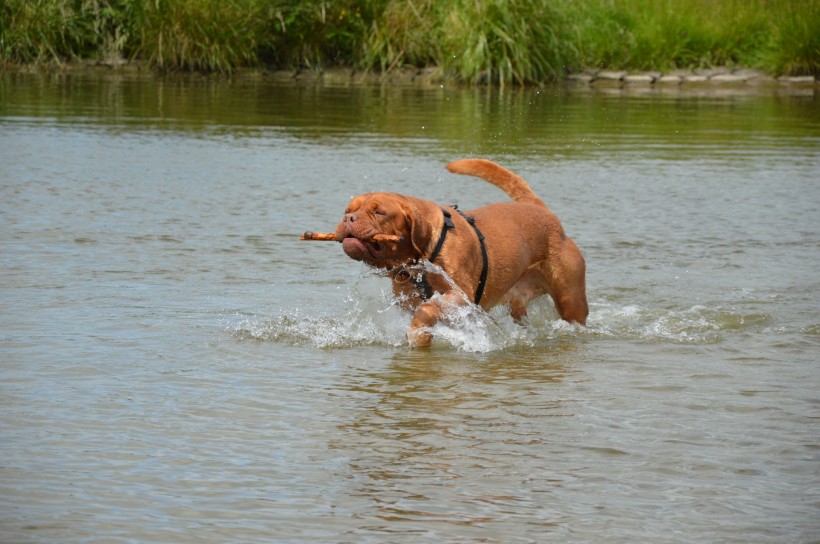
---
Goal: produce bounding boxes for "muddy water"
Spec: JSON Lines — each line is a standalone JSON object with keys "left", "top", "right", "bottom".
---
{"left": 1, "top": 72, "right": 819, "bottom": 542}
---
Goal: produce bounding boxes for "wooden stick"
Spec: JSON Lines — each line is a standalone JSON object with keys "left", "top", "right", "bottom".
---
{"left": 300, "top": 231, "right": 404, "bottom": 243}
{"left": 370, "top": 234, "right": 405, "bottom": 243}
{"left": 301, "top": 231, "right": 339, "bottom": 241}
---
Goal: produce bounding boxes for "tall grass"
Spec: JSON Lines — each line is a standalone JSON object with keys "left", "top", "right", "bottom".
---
{"left": 364, "top": 0, "right": 439, "bottom": 72}
{"left": 130, "top": 0, "right": 266, "bottom": 72}
{"left": 439, "top": 0, "right": 574, "bottom": 84}
{"left": 1, "top": 0, "right": 818, "bottom": 80}
{"left": 363, "top": 0, "right": 820, "bottom": 80}
{"left": 0, "top": 0, "right": 126, "bottom": 63}
{"left": 760, "top": 0, "right": 820, "bottom": 75}
{"left": 572, "top": 0, "right": 769, "bottom": 70}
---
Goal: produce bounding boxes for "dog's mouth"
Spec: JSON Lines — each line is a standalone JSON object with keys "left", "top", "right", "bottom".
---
{"left": 342, "top": 236, "right": 387, "bottom": 261}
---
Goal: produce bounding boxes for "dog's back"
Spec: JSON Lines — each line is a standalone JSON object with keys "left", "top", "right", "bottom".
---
{"left": 446, "top": 159, "right": 587, "bottom": 324}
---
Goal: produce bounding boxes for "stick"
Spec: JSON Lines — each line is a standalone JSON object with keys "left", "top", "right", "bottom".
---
{"left": 300, "top": 231, "right": 339, "bottom": 241}
{"left": 369, "top": 234, "right": 405, "bottom": 243}
{"left": 300, "top": 231, "right": 404, "bottom": 243}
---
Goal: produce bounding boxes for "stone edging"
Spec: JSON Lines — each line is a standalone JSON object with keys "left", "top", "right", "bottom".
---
{"left": 567, "top": 67, "right": 818, "bottom": 88}
{"left": 4, "top": 61, "right": 818, "bottom": 93}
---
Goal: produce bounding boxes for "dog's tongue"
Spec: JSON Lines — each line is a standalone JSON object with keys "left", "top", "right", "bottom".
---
{"left": 342, "top": 237, "right": 369, "bottom": 261}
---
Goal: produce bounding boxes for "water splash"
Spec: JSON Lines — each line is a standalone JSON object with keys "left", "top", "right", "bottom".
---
{"left": 227, "top": 300, "right": 574, "bottom": 353}
{"left": 226, "top": 269, "right": 772, "bottom": 351}
{"left": 227, "top": 264, "right": 533, "bottom": 352}
{"left": 588, "top": 302, "right": 772, "bottom": 343}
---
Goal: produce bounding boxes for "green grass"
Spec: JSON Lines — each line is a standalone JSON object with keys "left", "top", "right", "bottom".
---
{"left": 0, "top": 0, "right": 108, "bottom": 63}
{"left": 1, "top": 0, "right": 818, "bottom": 81}
{"left": 760, "top": 0, "right": 820, "bottom": 75}
{"left": 129, "top": 0, "right": 266, "bottom": 72}
{"left": 572, "top": 0, "right": 770, "bottom": 70}
{"left": 572, "top": 0, "right": 813, "bottom": 72}
{"left": 439, "top": 0, "right": 574, "bottom": 84}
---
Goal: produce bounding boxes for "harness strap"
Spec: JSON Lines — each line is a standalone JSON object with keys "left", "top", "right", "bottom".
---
{"left": 453, "top": 206, "right": 489, "bottom": 306}
{"left": 426, "top": 206, "right": 489, "bottom": 306}
{"left": 428, "top": 209, "right": 454, "bottom": 263}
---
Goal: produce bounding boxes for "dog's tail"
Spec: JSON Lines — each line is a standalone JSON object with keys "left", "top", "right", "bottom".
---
{"left": 446, "top": 159, "right": 546, "bottom": 207}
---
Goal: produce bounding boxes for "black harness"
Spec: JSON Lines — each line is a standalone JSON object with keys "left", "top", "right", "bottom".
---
{"left": 421, "top": 206, "right": 489, "bottom": 305}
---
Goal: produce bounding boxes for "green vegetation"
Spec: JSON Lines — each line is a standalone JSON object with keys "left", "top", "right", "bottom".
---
{"left": 1, "top": 0, "right": 818, "bottom": 82}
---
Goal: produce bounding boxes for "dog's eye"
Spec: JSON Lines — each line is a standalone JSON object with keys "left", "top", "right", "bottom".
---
{"left": 374, "top": 209, "right": 386, "bottom": 216}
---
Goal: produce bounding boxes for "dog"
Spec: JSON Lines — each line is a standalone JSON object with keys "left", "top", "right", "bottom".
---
{"left": 335, "top": 159, "right": 588, "bottom": 347}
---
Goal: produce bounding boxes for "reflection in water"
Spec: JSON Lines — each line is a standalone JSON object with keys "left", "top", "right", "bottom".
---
{"left": 2, "top": 71, "right": 817, "bottom": 160}
{"left": 332, "top": 349, "right": 573, "bottom": 533}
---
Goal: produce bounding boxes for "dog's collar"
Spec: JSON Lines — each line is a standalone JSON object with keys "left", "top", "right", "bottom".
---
{"left": 425, "top": 206, "right": 489, "bottom": 306}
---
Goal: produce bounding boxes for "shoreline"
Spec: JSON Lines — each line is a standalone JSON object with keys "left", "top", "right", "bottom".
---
{"left": 3, "top": 61, "right": 818, "bottom": 96}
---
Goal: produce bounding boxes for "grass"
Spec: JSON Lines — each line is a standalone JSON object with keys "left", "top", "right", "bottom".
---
{"left": 130, "top": 0, "right": 266, "bottom": 72}
{"left": 438, "top": 0, "right": 574, "bottom": 84}
{"left": 759, "top": 0, "right": 820, "bottom": 75}
{"left": 1, "top": 0, "right": 818, "bottom": 81}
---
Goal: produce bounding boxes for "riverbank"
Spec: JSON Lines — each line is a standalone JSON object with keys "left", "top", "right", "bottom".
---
{"left": 2, "top": 0, "right": 818, "bottom": 84}
{"left": 4, "top": 60, "right": 817, "bottom": 98}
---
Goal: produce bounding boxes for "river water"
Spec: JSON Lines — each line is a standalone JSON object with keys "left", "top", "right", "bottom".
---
{"left": 1, "top": 72, "right": 819, "bottom": 543}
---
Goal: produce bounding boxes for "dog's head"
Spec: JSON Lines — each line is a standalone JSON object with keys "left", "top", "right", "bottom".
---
{"left": 335, "top": 192, "right": 434, "bottom": 268}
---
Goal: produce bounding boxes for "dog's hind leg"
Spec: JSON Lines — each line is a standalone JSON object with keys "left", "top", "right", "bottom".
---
{"left": 547, "top": 242, "right": 588, "bottom": 325}
{"left": 509, "top": 296, "right": 528, "bottom": 324}
{"left": 506, "top": 268, "right": 548, "bottom": 325}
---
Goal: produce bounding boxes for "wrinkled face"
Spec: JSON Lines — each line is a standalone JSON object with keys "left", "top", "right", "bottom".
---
{"left": 335, "top": 193, "right": 416, "bottom": 267}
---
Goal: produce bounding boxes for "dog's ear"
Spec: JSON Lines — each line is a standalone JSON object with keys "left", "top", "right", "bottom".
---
{"left": 402, "top": 201, "right": 432, "bottom": 257}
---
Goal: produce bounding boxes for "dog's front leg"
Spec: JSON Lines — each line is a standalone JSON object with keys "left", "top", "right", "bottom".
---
{"left": 407, "top": 301, "right": 441, "bottom": 348}
{"left": 406, "top": 292, "right": 467, "bottom": 348}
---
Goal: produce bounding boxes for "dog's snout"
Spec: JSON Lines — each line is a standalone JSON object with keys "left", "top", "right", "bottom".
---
{"left": 344, "top": 212, "right": 358, "bottom": 224}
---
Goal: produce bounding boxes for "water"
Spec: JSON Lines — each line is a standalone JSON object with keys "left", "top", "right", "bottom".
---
{"left": 1, "top": 72, "right": 819, "bottom": 543}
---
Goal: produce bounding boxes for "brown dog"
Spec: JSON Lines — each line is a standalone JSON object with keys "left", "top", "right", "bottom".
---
{"left": 335, "top": 159, "right": 588, "bottom": 347}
